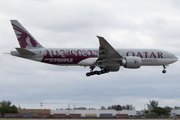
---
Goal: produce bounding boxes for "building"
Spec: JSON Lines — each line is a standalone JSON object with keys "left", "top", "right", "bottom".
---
{"left": 51, "top": 109, "right": 136, "bottom": 117}
{"left": 37, "top": 113, "right": 50, "bottom": 118}
{"left": 85, "top": 114, "right": 97, "bottom": 117}
{"left": 136, "top": 111, "right": 143, "bottom": 116}
{"left": 171, "top": 109, "right": 180, "bottom": 118}
{"left": 20, "top": 113, "right": 34, "bottom": 118}
{"left": 69, "top": 114, "right": 81, "bottom": 118}
{"left": 116, "top": 114, "right": 129, "bottom": 118}
{"left": 100, "top": 113, "right": 113, "bottom": 118}
{"left": 4, "top": 113, "right": 18, "bottom": 117}
{"left": 53, "top": 114, "right": 66, "bottom": 118}
{"left": 18, "top": 108, "right": 136, "bottom": 118}
{"left": 18, "top": 109, "right": 50, "bottom": 117}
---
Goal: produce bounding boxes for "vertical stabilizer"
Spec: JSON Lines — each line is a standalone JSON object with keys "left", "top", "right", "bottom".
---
{"left": 10, "top": 20, "right": 43, "bottom": 49}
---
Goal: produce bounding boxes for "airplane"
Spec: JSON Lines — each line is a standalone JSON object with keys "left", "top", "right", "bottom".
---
{"left": 10, "top": 20, "right": 178, "bottom": 77}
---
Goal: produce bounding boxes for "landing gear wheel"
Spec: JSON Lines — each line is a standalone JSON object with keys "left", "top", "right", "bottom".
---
{"left": 94, "top": 71, "right": 98, "bottom": 74}
{"left": 97, "top": 71, "right": 101, "bottom": 75}
{"left": 162, "top": 65, "right": 167, "bottom": 74}
{"left": 90, "top": 72, "right": 94, "bottom": 75}
{"left": 162, "top": 70, "right": 166, "bottom": 74}
{"left": 105, "top": 69, "right": 109, "bottom": 73}
{"left": 86, "top": 72, "right": 91, "bottom": 77}
{"left": 86, "top": 67, "right": 110, "bottom": 76}
{"left": 101, "top": 70, "right": 105, "bottom": 74}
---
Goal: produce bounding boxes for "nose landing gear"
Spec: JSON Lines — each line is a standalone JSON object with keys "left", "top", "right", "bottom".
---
{"left": 162, "top": 65, "right": 167, "bottom": 74}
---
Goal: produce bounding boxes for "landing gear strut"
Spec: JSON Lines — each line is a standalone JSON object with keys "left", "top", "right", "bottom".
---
{"left": 86, "top": 66, "right": 109, "bottom": 77}
{"left": 162, "top": 65, "right": 166, "bottom": 74}
{"left": 86, "top": 66, "right": 95, "bottom": 76}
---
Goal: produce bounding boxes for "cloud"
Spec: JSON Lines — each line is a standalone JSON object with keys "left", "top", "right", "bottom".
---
{"left": 0, "top": 0, "right": 179, "bottom": 110}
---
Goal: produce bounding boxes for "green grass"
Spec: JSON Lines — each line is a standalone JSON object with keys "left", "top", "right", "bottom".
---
{"left": 0, "top": 119, "right": 37, "bottom": 120}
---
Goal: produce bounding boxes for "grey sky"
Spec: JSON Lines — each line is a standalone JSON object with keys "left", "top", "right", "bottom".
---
{"left": 0, "top": 0, "right": 180, "bottom": 110}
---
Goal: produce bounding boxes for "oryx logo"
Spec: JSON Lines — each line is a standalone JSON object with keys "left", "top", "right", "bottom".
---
{"left": 12, "top": 24, "right": 37, "bottom": 48}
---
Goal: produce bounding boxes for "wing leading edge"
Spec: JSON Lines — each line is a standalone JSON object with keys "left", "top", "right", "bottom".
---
{"left": 95, "top": 36, "right": 123, "bottom": 67}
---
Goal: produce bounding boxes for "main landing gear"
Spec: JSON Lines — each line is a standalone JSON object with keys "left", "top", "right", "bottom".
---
{"left": 86, "top": 66, "right": 109, "bottom": 77}
{"left": 162, "top": 65, "right": 166, "bottom": 74}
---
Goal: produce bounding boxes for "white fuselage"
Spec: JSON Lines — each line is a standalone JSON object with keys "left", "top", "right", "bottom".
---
{"left": 11, "top": 48, "right": 178, "bottom": 67}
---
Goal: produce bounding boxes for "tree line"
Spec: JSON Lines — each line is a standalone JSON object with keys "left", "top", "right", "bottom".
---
{"left": 145, "top": 100, "right": 172, "bottom": 118}
{"left": 101, "top": 100, "right": 180, "bottom": 118}
{"left": 0, "top": 100, "right": 18, "bottom": 115}
{"left": 101, "top": 104, "right": 134, "bottom": 111}
{"left": 0, "top": 100, "right": 180, "bottom": 118}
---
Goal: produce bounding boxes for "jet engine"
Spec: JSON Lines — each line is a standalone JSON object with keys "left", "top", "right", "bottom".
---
{"left": 122, "top": 56, "right": 142, "bottom": 69}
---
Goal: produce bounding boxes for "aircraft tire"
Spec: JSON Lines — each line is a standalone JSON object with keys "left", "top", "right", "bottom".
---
{"left": 162, "top": 70, "right": 166, "bottom": 74}
{"left": 90, "top": 72, "right": 94, "bottom": 75}
{"left": 97, "top": 71, "right": 101, "bottom": 75}
{"left": 86, "top": 72, "right": 91, "bottom": 76}
{"left": 94, "top": 71, "right": 98, "bottom": 74}
{"left": 105, "top": 69, "right": 109, "bottom": 73}
{"left": 101, "top": 70, "right": 105, "bottom": 74}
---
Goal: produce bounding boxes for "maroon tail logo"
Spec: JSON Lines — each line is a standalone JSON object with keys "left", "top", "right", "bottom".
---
{"left": 12, "top": 24, "right": 37, "bottom": 48}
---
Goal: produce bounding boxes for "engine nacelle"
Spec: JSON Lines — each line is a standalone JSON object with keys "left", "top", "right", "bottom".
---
{"left": 122, "top": 56, "right": 142, "bottom": 69}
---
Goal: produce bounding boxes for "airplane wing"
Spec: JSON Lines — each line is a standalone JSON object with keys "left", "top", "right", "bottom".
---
{"left": 95, "top": 36, "right": 123, "bottom": 66}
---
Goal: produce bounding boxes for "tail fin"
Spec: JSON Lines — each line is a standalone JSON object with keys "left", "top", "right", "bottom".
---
{"left": 10, "top": 20, "right": 43, "bottom": 49}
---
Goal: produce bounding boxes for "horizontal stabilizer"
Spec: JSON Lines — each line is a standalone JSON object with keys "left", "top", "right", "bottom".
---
{"left": 15, "top": 48, "right": 36, "bottom": 55}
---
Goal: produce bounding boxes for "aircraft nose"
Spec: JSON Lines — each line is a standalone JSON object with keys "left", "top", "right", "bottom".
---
{"left": 172, "top": 55, "right": 178, "bottom": 63}
{"left": 174, "top": 56, "right": 178, "bottom": 62}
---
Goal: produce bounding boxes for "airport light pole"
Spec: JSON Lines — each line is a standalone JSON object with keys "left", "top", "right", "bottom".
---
{"left": 40, "top": 103, "right": 43, "bottom": 109}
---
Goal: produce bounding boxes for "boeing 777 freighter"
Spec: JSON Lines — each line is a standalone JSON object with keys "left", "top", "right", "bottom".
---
{"left": 10, "top": 20, "right": 178, "bottom": 76}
